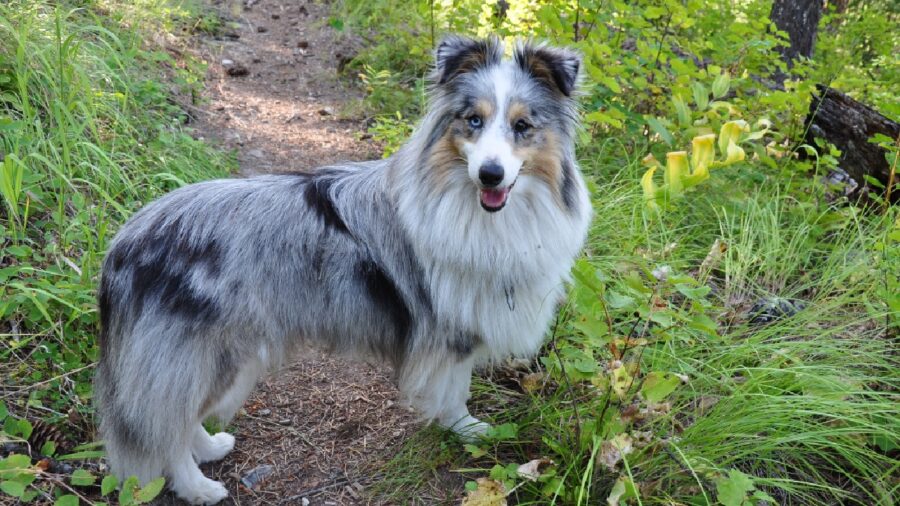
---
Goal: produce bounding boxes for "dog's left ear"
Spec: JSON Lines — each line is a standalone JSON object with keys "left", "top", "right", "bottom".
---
{"left": 434, "top": 36, "right": 503, "bottom": 85}
{"left": 515, "top": 43, "right": 582, "bottom": 97}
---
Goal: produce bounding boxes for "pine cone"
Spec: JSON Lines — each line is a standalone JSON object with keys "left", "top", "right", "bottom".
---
{"left": 28, "top": 420, "right": 69, "bottom": 455}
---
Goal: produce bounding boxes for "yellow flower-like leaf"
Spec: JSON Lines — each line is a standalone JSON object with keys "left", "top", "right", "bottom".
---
{"left": 642, "top": 153, "right": 661, "bottom": 168}
{"left": 664, "top": 151, "right": 688, "bottom": 198}
{"left": 718, "top": 120, "right": 748, "bottom": 157}
{"left": 724, "top": 140, "right": 746, "bottom": 164}
{"left": 641, "top": 166, "right": 658, "bottom": 207}
{"left": 685, "top": 133, "right": 715, "bottom": 186}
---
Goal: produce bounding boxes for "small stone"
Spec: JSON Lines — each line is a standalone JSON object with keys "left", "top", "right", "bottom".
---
{"left": 247, "top": 149, "right": 264, "bottom": 158}
{"left": 318, "top": 107, "right": 334, "bottom": 116}
{"left": 221, "top": 59, "right": 234, "bottom": 66}
{"left": 278, "top": 418, "right": 293, "bottom": 426}
{"left": 257, "top": 408, "right": 271, "bottom": 416}
{"left": 226, "top": 64, "right": 250, "bottom": 77}
{"left": 301, "top": 499, "right": 310, "bottom": 506}
{"left": 240, "top": 464, "right": 274, "bottom": 490}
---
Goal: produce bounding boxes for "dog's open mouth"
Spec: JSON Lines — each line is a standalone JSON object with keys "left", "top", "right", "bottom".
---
{"left": 480, "top": 188, "right": 509, "bottom": 212}
{"left": 479, "top": 181, "right": 515, "bottom": 212}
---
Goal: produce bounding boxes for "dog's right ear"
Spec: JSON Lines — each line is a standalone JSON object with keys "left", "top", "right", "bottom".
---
{"left": 434, "top": 36, "right": 502, "bottom": 85}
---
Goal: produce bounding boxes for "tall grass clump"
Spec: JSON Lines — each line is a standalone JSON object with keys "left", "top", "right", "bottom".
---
{"left": 0, "top": 0, "right": 231, "bottom": 435}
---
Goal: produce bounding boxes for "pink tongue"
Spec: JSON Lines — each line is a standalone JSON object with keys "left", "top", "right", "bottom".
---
{"left": 480, "top": 188, "right": 509, "bottom": 208}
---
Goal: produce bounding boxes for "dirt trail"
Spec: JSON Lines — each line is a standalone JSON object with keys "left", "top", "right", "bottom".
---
{"left": 166, "top": 1, "right": 421, "bottom": 504}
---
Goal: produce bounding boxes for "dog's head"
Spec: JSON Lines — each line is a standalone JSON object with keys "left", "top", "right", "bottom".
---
{"left": 425, "top": 36, "right": 582, "bottom": 213}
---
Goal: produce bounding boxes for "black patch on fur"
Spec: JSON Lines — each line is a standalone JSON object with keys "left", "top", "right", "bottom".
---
{"left": 424, "top": 114, "right": 454, "bottom": 152}
{"left": 451, "top": 330, "right": 480, "bottom": 357}
{"left": 357, "top": 259, "right": 411, "bottom": 355}
{"left": 561, "top": 159, "right": 577, "bottom": 212}
{"left": 303, "top": 177, "right": 350, "bottom": 235}
{"left": 117, "top": 216, "right": 223, "bottom": 326}
{"left": 97, "top": 276, "right": 112, "bottom": 348}
{"left": 108, "top": 409, "right": 149, "bottom": 453}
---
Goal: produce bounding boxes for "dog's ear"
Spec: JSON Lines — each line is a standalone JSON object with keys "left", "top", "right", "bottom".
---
{"left": 434, "top": 36, "right": 502, "bottom": 85}
{"left": 514, "top": 43, "right": 581, "bottom": 97}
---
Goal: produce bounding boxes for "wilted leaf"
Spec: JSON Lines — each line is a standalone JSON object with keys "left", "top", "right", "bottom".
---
{"left": 606, "top": 476, "right": 639, "bottom": 505}
{"left": 461, "top": 477, "right": 507, "bottom": 506}
{"left": 611, "top": 363, "right": 632, "bottom": 400}
{"left": 516, "top": 458, "right": 553, "bottom": 482}
{"left": 598, "top": 433, "right": 634, "bottom": 471}
{"left": 519, "top": 372, "right": 544, "bottom": 394}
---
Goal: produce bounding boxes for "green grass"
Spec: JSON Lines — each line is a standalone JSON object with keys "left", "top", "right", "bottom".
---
{"left": 0, "top": 0, "right": 232, "bottom": 452}
{"left": 377, "top": 173, "right": 898, "bottom": 505}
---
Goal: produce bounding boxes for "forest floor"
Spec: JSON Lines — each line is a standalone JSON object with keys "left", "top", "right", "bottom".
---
{"left": 160, "top": 1, "right": 425, "bottom": 504}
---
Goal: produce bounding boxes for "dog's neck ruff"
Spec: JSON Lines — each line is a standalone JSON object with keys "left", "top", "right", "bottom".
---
{"left": 387, "top": 113, "right": 591, "bottom": 358}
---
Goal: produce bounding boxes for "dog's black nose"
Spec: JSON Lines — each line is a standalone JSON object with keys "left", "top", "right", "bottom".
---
{"left": 478, "top": 162, "right": 504, "bottom": 187}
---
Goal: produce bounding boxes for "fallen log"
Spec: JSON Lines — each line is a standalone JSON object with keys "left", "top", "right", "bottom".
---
{"left": 804, "top": 85, "right": 899, "bottom": 202}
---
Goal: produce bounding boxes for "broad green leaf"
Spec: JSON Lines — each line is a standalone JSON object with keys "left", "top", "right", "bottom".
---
{"left": 711, "top": 71, "right": 730, "bottom": 98}
{"left": 486, "top": 423, "right": 518, "bottom": 441}
{"left": 692, "top": 82, "right": 709, "bottom": 110}
{"left": 716, "top": 469, "right": 755, "bottom": 506}
{"left": 646, "top": 116, "right": 674, "bottom": 146}
{"left": 118, "top": 476, "right": 139, "bottom": 505}
{"left": 0, "top": 401, "right": 7, "bottom": 422}
{"left": 673, "top": 94, "right": 691, "bottom": 126}
{"left": 101, "top": 474, "right": 119, "bottom": 496}
{"left": 676, "top": 285, "right": 711, "bottom": 300}
{"left": 70, "top": 468, "right": 96, "bottom": 486}
{"left": 54, "top": 495, "right": 79, "bottom": 506}
{"left": 135, "top": 477, "right": 166, "bottom": 503}
{"left": 641, "top": 372, "right": 681, "bottom": 402}
{"left": 0, "top": 480, "right": 26, "bottom": 498}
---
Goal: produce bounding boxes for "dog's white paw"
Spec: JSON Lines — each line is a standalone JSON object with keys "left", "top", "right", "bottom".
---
{"left": 174, "top": 476, "right": 228, "bottom": 505}
{"left": 194, "top": 432, "right": 235, "bottom": 464}
{"left": 449, "top": 415, "right": 491, "bottom": 442}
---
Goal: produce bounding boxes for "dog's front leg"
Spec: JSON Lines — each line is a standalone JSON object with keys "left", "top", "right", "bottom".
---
{"left": 400, "top": 350, "right": 490, "bottom": 441}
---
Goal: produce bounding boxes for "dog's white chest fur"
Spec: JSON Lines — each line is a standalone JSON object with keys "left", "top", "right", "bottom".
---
{"left": 401, "top": 173, "right": 592, "bottom": 360}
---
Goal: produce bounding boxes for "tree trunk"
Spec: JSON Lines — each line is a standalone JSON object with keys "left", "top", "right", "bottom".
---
{"left": 805, "top": 85, "right": 900, "bottom": 202}
{"left": 769, "top": 0, "right": 824, "bottom": 85}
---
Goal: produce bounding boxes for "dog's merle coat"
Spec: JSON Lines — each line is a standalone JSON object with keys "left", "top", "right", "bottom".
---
{"left": 96, "top": 36, "right": 591, "bottom": 504}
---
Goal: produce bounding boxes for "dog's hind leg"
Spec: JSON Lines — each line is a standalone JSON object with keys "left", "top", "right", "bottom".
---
{"left": 192, "top": 358, "right": 262, "bottom": 465}
{"left": 191, "top": 425, "right": 235, "bottom": 464}
{"left": 168, "top": 447, "right": 229, "bottom": 505}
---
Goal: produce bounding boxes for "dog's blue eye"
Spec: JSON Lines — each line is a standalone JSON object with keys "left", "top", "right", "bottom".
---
{"left": 468, "top": 116, "right": 483, "bottom": 129}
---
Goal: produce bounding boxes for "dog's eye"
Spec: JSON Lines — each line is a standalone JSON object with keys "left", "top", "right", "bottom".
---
{"left": 468, "top": 115, "right": 483, "bottom": 129}
{"left": 513, "top": 119, "right": 532, "bottom": 135}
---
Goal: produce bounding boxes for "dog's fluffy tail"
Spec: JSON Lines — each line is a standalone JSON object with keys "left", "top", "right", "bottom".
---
{"left": 95, "top": 315, "right": 220, "bottom": 485}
